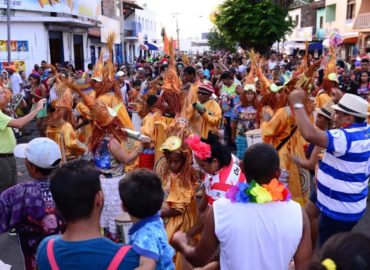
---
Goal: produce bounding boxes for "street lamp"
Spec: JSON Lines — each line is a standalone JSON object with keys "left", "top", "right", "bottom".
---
{"left": 7, "top": 0, "right": 11, "bottom": 64}
{"left": 171, "top": 13, "right": 182, "bottom": 51}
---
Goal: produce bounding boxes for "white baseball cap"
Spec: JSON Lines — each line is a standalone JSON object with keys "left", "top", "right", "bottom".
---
{"left": 116, "top": 71, "right": 125, "bottom": 77}
{"left": 14, "top": 138, "right": 62, "bottom": 169}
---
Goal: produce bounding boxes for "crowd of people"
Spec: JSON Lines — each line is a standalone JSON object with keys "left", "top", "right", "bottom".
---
{"left": 1, "top": 33, "right": 370, "bottom": 270}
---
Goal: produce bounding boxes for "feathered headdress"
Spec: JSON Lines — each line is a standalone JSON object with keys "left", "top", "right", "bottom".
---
{"left": 154, "top": 37, "right": 182, "bottom": 115}
{"left": 243, "top": 50, "right": 258, "bottom": 92}
{"left": 92, "top": 32, "right": 122, "bottom": 100}
{"left": 92, "top": 50, "right": 104, "bottom": 82}
{"left": 66, "top": 81, "right": 115, "bottom": 127}
{"left": 324, "top": 46, "right": 338, "bottom": 82}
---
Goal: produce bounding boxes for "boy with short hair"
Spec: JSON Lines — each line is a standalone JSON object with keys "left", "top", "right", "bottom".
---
{"left": 119, "top": 169, "right": 175, "bottom": 270}
{"left": 36, "top": 160, "right": 139, "bottom": 269}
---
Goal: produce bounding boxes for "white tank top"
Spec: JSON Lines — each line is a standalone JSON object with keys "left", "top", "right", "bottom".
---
{"left": 213, "top": 198, "right": 302, "bottom": 270}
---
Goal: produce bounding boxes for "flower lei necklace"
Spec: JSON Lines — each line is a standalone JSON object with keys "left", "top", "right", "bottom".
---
{"left": 226, "top": 178, "right": 291, "bottom": 204}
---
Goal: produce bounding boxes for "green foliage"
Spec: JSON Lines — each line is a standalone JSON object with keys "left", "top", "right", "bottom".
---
{"left": 207, "top": 27, "right": 234, "bottom": 51}
{"left": 216, "top": 0, "right": 294, "bottom": 54}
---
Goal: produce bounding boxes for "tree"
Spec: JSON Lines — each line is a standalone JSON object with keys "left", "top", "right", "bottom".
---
{"left": 216, "top": 0, "right": 294, "bottom": 54}
{"left": 207, "top": 27, "right": 234, "bottom": 51}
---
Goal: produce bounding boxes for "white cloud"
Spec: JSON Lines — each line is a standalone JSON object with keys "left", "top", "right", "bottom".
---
{"left": 137, "top": 0, "right": 223, "bottom": 39}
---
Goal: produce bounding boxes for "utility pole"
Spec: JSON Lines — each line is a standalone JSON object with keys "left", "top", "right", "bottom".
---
{"left": 7, "top": 0, "right": 11, "bottom": 64}
{"left": 171, "top": 13, "right": 182, "bottom": 51}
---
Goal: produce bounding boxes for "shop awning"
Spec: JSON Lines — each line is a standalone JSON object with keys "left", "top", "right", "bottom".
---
{"left": 308, "top": 41, "right": 323, "bottom": 51}
{"left": 145, "top": 41, "right": 158, "bottom": 50}
{"left": 342, "top": 36, "right": 358, "bottom": 44}
{"left": 139, "top": 44, "right": 149, "bottom": 50}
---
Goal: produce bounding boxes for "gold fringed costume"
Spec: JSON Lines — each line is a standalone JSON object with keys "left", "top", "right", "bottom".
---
{"left": 141, "top": 112, "right": 177, "bottom": 164}
{"left": 46, "top": 122, "right": 85, "bottom": 159}
{"left": 261, "top": 107, "right": 309, "bottom": 205}
{"left": 45, "top": 69, "right": 86, "bottom": 160}
{"left": 159, "top": 123, "right": 198, "bottom": 270}
{"left": 141, "top": 37, "right": 183, "bottom": 163}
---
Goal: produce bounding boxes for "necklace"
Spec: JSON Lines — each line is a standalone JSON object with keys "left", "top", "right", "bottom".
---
{"left": 226, "top": 179, "right": 291, "bottom": 204}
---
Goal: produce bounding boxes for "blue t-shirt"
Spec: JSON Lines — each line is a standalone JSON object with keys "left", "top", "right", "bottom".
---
{"left": 36, "top": 236, "right": 139, "bottom": 269}
{"left": 129, "top": 213, "right": 175, "bottom": 270}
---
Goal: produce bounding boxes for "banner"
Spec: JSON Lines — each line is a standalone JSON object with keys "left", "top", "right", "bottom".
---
{"left": 0, "top": 40, "right": 30, "bottom": 61}
{"left": 0, "top": 0, "right": 100, "bottom": 19}
{"left": 0, "top": 60, "right": 26, "bottom": 72}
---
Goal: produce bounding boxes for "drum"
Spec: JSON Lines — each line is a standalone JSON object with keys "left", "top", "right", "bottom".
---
{"left": 245, "top": 129, "right": 262, "bottom": 146}
{"left": 114, "top": 212, "right": 133, "bottom": 244}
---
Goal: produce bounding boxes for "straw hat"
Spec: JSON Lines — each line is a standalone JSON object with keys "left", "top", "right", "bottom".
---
{"left": 332, "top": 94, "right": 370, "bottom": 118}
{"left": 316, "top": 101, "right": 334, "bottom": 119}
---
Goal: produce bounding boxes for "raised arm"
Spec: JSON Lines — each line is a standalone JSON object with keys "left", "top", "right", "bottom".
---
{"left": 289, "top": 89, "right": 328, "bottom": 148}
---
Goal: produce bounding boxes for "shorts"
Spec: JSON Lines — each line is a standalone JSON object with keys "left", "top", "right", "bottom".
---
{"left": 309, "top": 188, "right": 317, "bottom": 204}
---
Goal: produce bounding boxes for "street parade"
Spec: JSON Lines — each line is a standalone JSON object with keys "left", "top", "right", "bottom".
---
{"left": 0, "top": 0, "right": 370, "bottom": 269}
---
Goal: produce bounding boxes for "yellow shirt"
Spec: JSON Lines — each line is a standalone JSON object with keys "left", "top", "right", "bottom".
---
{"left": 261, "top": 106, "right": 308, "bottom": 205}
{"left": 191, "top": 99, "right": 222, "bottom": 139}
{"left": 141, "top": 112, "right": 176, "bottom": 163}
{"left": 181, "top": 82, "right": 198, "bottom": 120}
{"left": 46, "top": 122, "right": 86, "bottom": 159}
{"left": 0, "top": 111, "right": 16, "bottom": 154}
{"left": 315, "top": 91, "right": 332, "bottom": 109}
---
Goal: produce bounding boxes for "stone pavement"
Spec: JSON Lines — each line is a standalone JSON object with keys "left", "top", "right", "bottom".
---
{"left": 1, "top": 121, "right": 370, "bottom": 269}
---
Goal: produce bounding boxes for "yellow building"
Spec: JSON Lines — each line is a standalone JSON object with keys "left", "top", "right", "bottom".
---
{"left": 321, "top": 0, "right": 360, "bottom": 58}
{"left": 353, "top": 0, "right": 370, "bottom": 54}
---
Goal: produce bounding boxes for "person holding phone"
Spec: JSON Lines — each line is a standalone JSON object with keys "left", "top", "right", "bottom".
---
{"left": 0, "top": 87, "right": 46, "bottom": 194}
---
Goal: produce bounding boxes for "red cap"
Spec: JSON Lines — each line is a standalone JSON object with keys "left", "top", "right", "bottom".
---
{"left": 198, "top": 81, "right": 214, "bottom": 93}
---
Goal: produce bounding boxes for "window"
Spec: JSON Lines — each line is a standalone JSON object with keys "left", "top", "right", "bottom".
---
{"left": 319, "top": 16, "right": 323, "bottom": 28}
{"left": 116, "top": 0, "right": 120, "bottom": 17}
{"left": 346, "top": 0, "right": 356, "bottom": 20}
{"left": 101, "top": 0, "right": 104, "bottom": 16}
{"left": 326, "top": 4, "right": 336, "bottom": 23}
{"left": 295, "top": 15, "right": 299, "bottom": 26}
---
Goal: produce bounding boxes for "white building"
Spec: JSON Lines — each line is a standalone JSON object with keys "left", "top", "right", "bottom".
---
{"left": 123, "top": 2, "right": 159, "bottom": 63}
{"left": 0, "top": 0, "right": 101, "bottom": 74}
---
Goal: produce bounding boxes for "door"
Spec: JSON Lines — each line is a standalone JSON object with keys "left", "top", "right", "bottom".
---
{"left": 90, "top": 46, "right": 96, "bottom": 65}
{"left": 49, "top": 31, "right": 64, "bottom": 65}
{"left": 73, "top": 35, "right": 84, "bottom": 70}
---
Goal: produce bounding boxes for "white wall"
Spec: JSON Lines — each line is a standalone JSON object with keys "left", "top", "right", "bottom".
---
{"left": 0, "top": 21, "right": 48, "bottom": 75}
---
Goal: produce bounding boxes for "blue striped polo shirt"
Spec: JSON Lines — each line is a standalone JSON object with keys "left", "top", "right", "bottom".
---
{"left": 317, "top": 122, "right": 370, "bottom": 222}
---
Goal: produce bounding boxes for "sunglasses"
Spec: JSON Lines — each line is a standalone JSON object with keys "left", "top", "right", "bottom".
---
{"left": 198, "top": 91, "right": 210, "bottom": 96}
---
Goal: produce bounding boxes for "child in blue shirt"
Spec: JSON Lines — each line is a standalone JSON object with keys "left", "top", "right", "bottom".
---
{"left": 119, "top": 169, "right": 175, "bottom": 270}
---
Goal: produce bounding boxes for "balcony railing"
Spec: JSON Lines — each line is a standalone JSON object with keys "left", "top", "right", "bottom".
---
{"left": 125, "top": 21, "right": 142, "bottom": 32}
{"left": 124, "top": 29, "right": 138, "bottom": 38}
{"left": 354, "top": 13, "right": 370, "bottom": 30}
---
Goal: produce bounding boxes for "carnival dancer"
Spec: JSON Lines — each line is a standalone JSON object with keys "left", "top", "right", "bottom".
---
{"left": 315, "top": 47, "right": 337, "bottom": 108}
{"left": 258, "top": 57, "right": 318, "bottom": 206}
{"left": 191, "top": 81, "right": 222, "bottom": 139}
{"left": 159, "top": 124, "right": 198, "bottom": 270}
{"left": 70, "top": 82, "right": 145, "bottom": 241}
{"left": 232, "top": 54, "right": 259, "bottom": 159}
{"left": 76, "top": 33, "right": 133, "bottom": 132}
{"left": 46, "top": 70, "right": 85, "bottom": 161}
{"left": 182, "top": 66, "right": 199, "bottom": 129}
{"left": 141, "top": 46, "right": 183, "bottom": 164}
{"left": 219, "top": 71, "right": 243, "bottom": 148}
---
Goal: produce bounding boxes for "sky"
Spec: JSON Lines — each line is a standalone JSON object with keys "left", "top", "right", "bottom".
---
{"left": 137, "top": 0, "right": 224, "bottom": 40}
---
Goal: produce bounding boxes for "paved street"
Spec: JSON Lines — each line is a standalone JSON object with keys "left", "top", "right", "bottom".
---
{"left": 1, "top": 121, "right": 370, "bottom": 269}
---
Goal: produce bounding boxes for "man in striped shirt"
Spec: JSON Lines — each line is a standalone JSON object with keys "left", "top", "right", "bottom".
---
{"left": 289, "top": 90, "right": 370, "bottom": 246}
